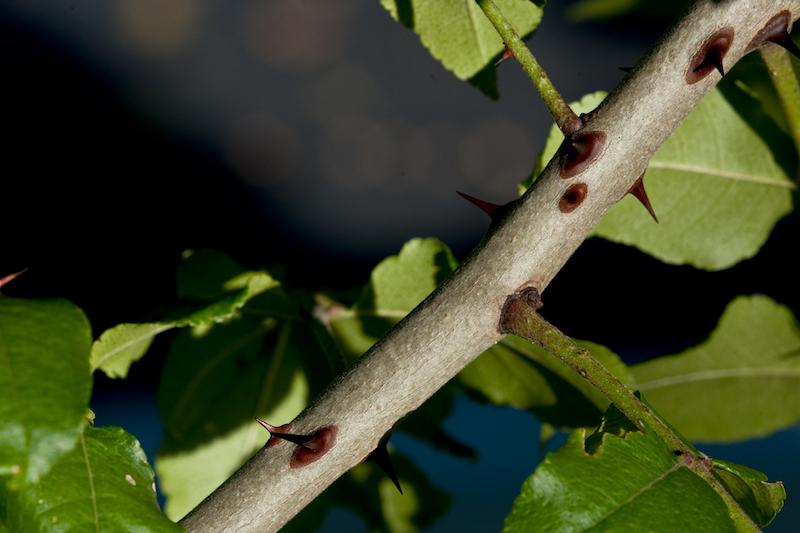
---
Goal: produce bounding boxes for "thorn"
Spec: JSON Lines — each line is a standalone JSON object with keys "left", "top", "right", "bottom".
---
{"left": 694, "top": 48, "right": 724, "bottom": 77}
{"left": 772, "top": 31, "right": 800, "bottom": 61}
{"left": 627, "top": 173, "right": 658, "bottom": 223}
{"left": 495, "top": 46, "right": 513, "bottom": 66}
{"left": 618, "top": 66, "right": 633, "bottom": 73}
{"left": 457, "top": 191, "right": 502, "bottom": 219}
{"left": 368, "top": 437, "right": 402, "bottom": 494}
{"left": 255, "top": 418, "right": 313, "bottom": 447}
{"left": 0, "top": 268, "right": 28, "bottom": 290}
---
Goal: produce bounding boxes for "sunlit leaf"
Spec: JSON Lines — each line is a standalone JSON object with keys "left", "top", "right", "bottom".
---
{"left": 2, "top": 426, "right": 180, "bottom": 532}
{"left": 0, "top": 298, "right": 91, "bottom": 485}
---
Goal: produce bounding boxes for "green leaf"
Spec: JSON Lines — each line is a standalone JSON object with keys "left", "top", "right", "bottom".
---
{"left": 712, "top": 459, "right": 786, "bottom": 527}
{"left": 504, "top": 409, "right": 737, "bottom": 532}
{"left": 593, "top": 86, "right": 795, "bottom": 270}
{"left": 90, "top": 258, "right": 281, "bottom": 378}
{"left": 156, "top": 319, "right": 315, "bottom": 519}
{"left": 380, "top": 0, "right": 543, "bottom": 86}
{"left": 461, "top": 336, "right": 631, "bottom": 428}
{"left": 2, "top": 425, "right": 180, "bottom": 532}
{"left": 0, "top": 298, "right": 91, "bottom": 485}
{"left": 632, "top": 295, "right": 800, "bottom": 442}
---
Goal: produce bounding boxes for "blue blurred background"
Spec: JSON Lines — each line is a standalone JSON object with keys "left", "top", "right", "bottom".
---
{"left": 2, "top": 0, "right": 798, "bottom": 530}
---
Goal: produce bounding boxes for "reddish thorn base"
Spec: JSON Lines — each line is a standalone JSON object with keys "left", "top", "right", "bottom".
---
{"left": 290, "top": 425, "right": 338, "bottom": 468}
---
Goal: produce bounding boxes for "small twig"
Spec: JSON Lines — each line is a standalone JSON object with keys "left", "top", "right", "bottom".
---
{"left": 501, "top": 289, "right": 760, "bottom": 530}
{"left": 499, "top": 288, "right": 690, "bottom": 453}
{"left": 760, "top": 45, "right": 800, "bottom": 159}
{"left": 477, "top": 0, "right": 583, "bottom": 134}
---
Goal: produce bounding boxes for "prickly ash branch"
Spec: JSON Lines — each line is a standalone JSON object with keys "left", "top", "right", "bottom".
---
{"left": 181, "top": 2, "right": 800, "bottom": 531}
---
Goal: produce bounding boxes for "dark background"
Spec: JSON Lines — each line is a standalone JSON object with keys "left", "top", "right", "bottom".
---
{"left": 2, "top": 0, "right": 798, "bottom": 530}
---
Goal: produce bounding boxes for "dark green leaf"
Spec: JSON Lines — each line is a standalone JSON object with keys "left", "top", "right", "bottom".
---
{"left": 91, "top": 254, "right": 283, "bottom": 379}
{"left": 504, "top": 410, "right": 737, "bottom": 532}
{"left": 380, "top": 0, "right": 543, "bottom": 91}
{"left": 156, "top": 319, "right": 316, "bottom": 519}
{"left": 2, "top": 426, "right": 180, "bottom": 532}
{"left": 632, "top": 295, "right": 800, "bottom": 442}
{"left": 712, "top": 459, "right": 785, "bottom": 527}
{"left": 0, "top": 298, "right": 91, "bottom": 485}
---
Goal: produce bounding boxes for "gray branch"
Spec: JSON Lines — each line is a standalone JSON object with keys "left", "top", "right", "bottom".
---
{"left": 181, "top": 1, "right": 800, "bottom": 531}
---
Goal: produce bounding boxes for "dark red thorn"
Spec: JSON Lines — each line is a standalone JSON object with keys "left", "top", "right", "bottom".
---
{"left": 368, "top": 437, "right": 402, "bottom": 494}
{"left": 748, "top": 11, "right": 800, "bottom": 60}
{"left": 628, "top": 173, "right": 658, "bottom": 223}
{"left": 560, "top": 131, "right": 607, "bottom": 179}
{"left": 255, "top": 418, "right": 313, "bottom": 447}
{"left": 495, "top": 46, "right": 514, "bottom": 66}
{"left": 0, "top": 268, "right": 28, "bottom": 290}
{"left": 686, "top": 28, "right": 733, "bottom": 84}
{"left": 457, "top": 191, "right": 502, "bottom": 219}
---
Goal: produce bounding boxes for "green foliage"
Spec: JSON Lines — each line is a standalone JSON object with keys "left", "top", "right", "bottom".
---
{"left": 0, "top": 299, "right": 91, "bottom": 486}
{"left": 504, "top": 406, "right": 784, "bottom": 532}
{"left": 632, "top": 295, "right": 800, "bottom": 442}
{"left": 91, "top": 251, "right": 280, "bottom": 379}
{"left": 2, "top": 425, "right": 180, "bottom": 532}
{"left": 379, "top": 0, "right": 543, "bottom": 95}
{"left": 521, "top": 87, "right": 796, "bottom": 270}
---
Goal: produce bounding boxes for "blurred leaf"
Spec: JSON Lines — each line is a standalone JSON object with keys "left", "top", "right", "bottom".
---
{"left": 504, "top": 408, "right": 739, "bottom": 532}
{"left": 632, "top": 295, "right": 800, "bottom": 442}
{"left": 713, "top": 459, "right": 786, "bottom": 527}
{"left": 461, "top": 336, "right": 630, "bottom": 428}
{"left": 0, "top": 298, "right": 91, "bottom": 486}
{"left": 91, "top": 254, "right": 284, "bottom": 379}
{"left": 2, "top": 426, "right": 180, "bottom": 532}
{"left": 522, "top": 88, "right": 796, "bottom": 270}
{"left": 380, "top": 0, "right": 543, "bottom": 92}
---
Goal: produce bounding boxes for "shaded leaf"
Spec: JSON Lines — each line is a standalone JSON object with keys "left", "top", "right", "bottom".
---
{"left": 156, "top": 319, "right": 315, "bottom": 519}
{"left": 632, "top": 295, "right": 800, "bottom": 442}
{"left": 2, "top": 425, "right": 180, "bottom": 532}
{"left": 504, "top": 409, "right": 738, "bottom": 532}
{"left": 380, "top": 0, "right": 543, "bottom": 91}
{"left": 0, "top": 298, "right": 91, "bottom": 485}
{"left": 461, "top": 336, "right": 631, "bottom": 428}
{"left": 713, "top": 459, "right": 786, "bottom": 527}
{"left": 90, "top": 255, "right": 282, "bottom": 379}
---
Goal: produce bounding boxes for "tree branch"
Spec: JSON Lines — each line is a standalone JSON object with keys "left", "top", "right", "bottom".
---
{"left": 181, "top": 2, "right": 800, "bottom": 531}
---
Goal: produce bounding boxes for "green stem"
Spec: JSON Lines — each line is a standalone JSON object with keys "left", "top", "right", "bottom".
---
{"left": 760, "top": 45, "right": 800, "bottom": 158}
{"left": 500, "top": 291, "right": 762, "bottom": 527}
{"left": 500, "top": 291, "right": 690, "bottom": 452}
{"left": 477, "top": 0, "right": 582, "bottom": 135}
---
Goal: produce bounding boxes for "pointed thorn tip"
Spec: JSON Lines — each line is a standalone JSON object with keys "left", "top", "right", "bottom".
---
{"left": 369, "top": 440, "right": 403, "bottom": 494}
{"left": 495, "top": 47, "right": 513, "bottom": 66}
{"left": 255, "top": 418, "right": 277, "bottom": 433}
{"left": 628, "top": 175, "right": 658, "bottom": 223}
{"left": 0, "top": 268, "right": 28, "bottom": 289}
{"left": 457, "top": 191, "right": 501, "bottom": 219}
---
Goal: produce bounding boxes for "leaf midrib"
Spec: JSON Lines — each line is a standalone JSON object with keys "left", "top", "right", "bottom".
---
{"left": 79, "top": 432, "right": 100, "bottom": 533}
{"left": 648, "top": 161, "right": 796, "bottom": 189}
{"left": 636, "top": 366, "right": 800, "bottom": 391}
{"left": 91, "top": 324, "right": 174, "bottom": 372}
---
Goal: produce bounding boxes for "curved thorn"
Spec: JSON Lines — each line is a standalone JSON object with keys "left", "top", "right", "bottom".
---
{"left": 255, "top": 418, "right": 314, "bottom": 447}
{"left": 457, "top": 191, "right": 502, "bottom": 219}
{"left": 694, "top": 48, "right": 725, "bottom": 77}
{"left": 0, "top": 268, "right": 28, "bottom": 290}
{"left": 495, "top": 46, "right": 514, "bottom": 66}
{"left": 368, "top": 439, "right": 402, "bottom": 494}
{"left": 773, "top": 32, "right": 800, "bottom": 60}
{"left": 628, "top": 174, "right": 658, "bottom": 223}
